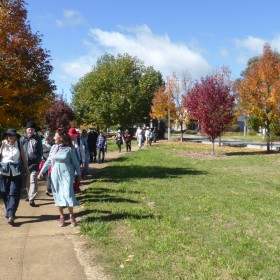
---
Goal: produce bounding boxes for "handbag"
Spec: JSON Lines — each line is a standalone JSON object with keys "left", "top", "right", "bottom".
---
{"left": 0, "top": 162, "right": 10, "bottom": 173}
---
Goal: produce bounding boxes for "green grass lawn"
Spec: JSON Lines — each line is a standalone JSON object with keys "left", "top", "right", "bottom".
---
{"left": 221, "top": 132, "right": 266, "bottom": 142}
{"left": 78, "top": 141, "right": 280, "bottom": 280}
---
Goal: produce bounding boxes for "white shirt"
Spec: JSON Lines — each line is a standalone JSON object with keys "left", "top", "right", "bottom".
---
{"left": 145, "top": 130, "right": 151, "bottom": 138}
{"left": 0, "top": 140, "right": 21, "bottom": 176}
{"left": 136, "top": 128, "right": 142, "bottom": 138}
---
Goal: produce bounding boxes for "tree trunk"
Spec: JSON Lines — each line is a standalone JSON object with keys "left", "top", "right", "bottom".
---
{"left": 211, "top": 140, "right": 215, "bottom": 156}
{"left": 180, "top": 123, "right": 183, "bottom": 142}
{"left": 266, "top": 126, "right": 271, "bottom": 152}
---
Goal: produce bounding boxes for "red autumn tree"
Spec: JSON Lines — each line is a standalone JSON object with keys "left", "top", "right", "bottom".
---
{"left": 183, "top": 68, "right": 235, "bottom": 155}
{"left": 0, "top": 0, "right": 55, "bottom": 130}
{"left": 45, "top": 95, "right": 76, "bottom": 133}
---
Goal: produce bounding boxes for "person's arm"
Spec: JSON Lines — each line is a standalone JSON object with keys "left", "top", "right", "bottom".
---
{"left": 38, "top": 145, "right": 55, "bottom": 179}
{"left": 71, "top": 147, "right": 81, "bottom": 180}
{"left": 36, "top": 136, "right": 43, "bottom": 165}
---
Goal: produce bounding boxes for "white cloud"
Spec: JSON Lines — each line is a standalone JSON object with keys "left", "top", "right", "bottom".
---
{"left": 235, "top": 36, "right": 265, "bottom": 53}
{"left": 58, "top": 25, "right": 211, "bottom": 84}
{"left": 59, "top": 55, "right": 95, "bottom": 80}
{"left": 270, "top": 35, "right": 280, "bottom": 50}
{"left": 234, "top": 35, "right": 280, "bottom": 67}
{"left": 56, "top": 10, "right": 85, "bottom": 27}
{"left": 88, "top": 25, "right": 210, "bottom": 79}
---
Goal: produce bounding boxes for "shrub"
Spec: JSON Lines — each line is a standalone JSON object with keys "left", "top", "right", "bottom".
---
{"left": 248, "top": 130, "right": 257, "bottom": 136}
{"left": 226, "top": 124, "right": 241, "bottom": 132}
{"left": 185, "top": 130, "right": 198, "bottom": 135}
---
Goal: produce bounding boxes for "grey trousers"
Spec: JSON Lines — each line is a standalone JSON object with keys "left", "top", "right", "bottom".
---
{"left": 27, "top": 170, "right": 38, "bottom": 202}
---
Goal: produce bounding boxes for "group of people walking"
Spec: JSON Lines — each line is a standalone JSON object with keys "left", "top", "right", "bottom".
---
{"left": 135, "top": 126, "right": 157, "bottom": 149}
{"left": 114, "top": 129, "right": 132, "bottom": 152}
{"left": 0, "top": 124, "right": 157, "bottom": 227}
{"left": 0, "top": 123, "right": 108, "bottom": 227}
{"left": 114, "top": 126, "right": 157, "bottom": 152}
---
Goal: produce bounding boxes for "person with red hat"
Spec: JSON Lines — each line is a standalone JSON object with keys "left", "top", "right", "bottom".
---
{"left": 68, "top": 128, "right": 82, "bottom": 193}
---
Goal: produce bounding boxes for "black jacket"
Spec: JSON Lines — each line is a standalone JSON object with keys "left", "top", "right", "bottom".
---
{"left": 20, "top": 134, "right": 43, "bottom": 171}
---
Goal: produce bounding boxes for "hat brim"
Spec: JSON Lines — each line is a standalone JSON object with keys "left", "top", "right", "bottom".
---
{"left": 4, "top": 132, "right": 20, "bottom": 137}
{"left": 69, "top": 133, "right": 79, "bottom": 137}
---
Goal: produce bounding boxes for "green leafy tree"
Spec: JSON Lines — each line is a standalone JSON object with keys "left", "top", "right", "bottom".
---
{"left": 71, "top": 53, "right": 164, "bottom": 128}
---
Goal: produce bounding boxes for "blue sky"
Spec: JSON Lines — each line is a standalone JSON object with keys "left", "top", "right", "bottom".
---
{"left": 26, "top": 0, "right": 280, "bottom": 100}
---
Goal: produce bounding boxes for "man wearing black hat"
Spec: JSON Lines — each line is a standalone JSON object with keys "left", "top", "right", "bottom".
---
{"left": 20, "top": 122, "right": 42, "bottom": 207}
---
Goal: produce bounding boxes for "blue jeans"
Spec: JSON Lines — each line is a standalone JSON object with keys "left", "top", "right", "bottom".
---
{"left": 84, "top": 150, "right": 90, "bottom": 173}
{"left": 97, "top": 148, "right": 105, "bottom": 162}
{"left": 1, "top": 175, "right": 21, "bottom": 218}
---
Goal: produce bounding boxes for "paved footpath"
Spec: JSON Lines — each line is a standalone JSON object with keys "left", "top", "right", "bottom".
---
{"left": 0, "top": 152, "right": 124, "bottom": 280}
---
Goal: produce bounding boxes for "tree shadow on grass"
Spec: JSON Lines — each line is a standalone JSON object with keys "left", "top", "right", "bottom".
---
{"left": 76, "top": 209, "right": 154, "bottom": 223}
{"left": 96, "top": 165, "right": 206, "bottom": 183}
{"left": 225, "top": 150, "right": 279, "bottom": 156}
{"left": 77, "top": 187, "right": 154, "bottom": 222}
{"left": 77, "top": 154, "right": 205, "bottom": 223}
{"left": 78, "top": 186, "right": 141, "bottom": 205}
{"left": 78, "top": 192, "right": 138, "bottom": 204}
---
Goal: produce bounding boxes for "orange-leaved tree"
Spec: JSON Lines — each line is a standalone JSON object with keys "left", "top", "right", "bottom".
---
{"left": 150, "top": 75, "right": 177, "bottom": 139}
{"left": 235, "top": 44, "right": 280, "bottom": 152}
{"left": 0, "top": 0, "right": 55, "bottom": 131}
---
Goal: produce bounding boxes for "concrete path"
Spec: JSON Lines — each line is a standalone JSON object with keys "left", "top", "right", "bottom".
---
{"left": 0, "top": 153, "right": 122, "bottom": 280}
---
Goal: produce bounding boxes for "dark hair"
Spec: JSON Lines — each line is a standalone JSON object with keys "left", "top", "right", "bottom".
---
{"left": 56, "top": 130, "right": 73, "bottom": 147}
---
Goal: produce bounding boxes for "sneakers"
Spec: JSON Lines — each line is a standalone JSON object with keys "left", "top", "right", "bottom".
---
{"left": 45, "top": 191, "right": 51, "bottom": 196}
{"left": 58, "top": 216, "right": 77, "bottom": 227}
{"left": 70, "top": 216, "right": 77, "bottom": 227}
{"left": 8, "top": 216, "right": 15, "bottom": 225}
{"left": 58, "top": 217, "right": 65, "bottom": 227}
{"left": 29, "top": 200, "right": 36, "bottom": 207}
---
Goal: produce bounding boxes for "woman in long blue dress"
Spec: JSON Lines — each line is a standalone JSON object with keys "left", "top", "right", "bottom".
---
{"left": 38, "top": 130, "right": 81, "bottom": 227}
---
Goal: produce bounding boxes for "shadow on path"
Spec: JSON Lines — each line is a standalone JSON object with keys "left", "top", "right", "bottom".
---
{"left": 12, "top": 214, "right": 58, "bottom": 227}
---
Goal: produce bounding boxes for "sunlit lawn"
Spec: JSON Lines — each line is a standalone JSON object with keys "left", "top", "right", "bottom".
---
{"left": 221, "top": 132, "right": 265, "bottom": 142}
{"left": 78, "top": 141, "right": 280, "bottom": 280}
